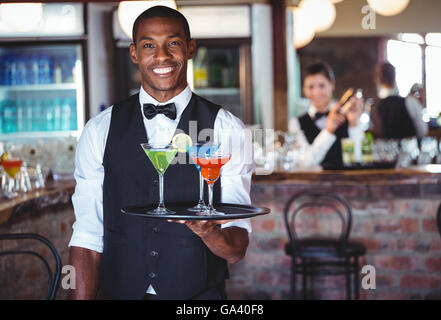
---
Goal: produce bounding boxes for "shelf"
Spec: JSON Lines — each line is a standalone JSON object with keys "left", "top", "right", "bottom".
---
{"left": 0, "top": 131, "right": 80, "bottom": 140}
{"left": 0, "top": 83, "right": 77, "bottom": 92}
{"left": 194, "top": 87, "right": 240, "bottom": 96}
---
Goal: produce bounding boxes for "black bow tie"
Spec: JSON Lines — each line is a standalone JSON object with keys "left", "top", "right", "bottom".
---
{"left": 314, "top": 111, "right": 329, "bottom": 121}
{"left": 143, "top": 103, "right": 177, "bottom": 120}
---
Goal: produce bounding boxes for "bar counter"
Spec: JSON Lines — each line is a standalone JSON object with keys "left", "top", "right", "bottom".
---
{"left": 226, "top": 165, "right": 441, "bottom": 300}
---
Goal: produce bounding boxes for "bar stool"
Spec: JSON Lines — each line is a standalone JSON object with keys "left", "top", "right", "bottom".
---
{"left": 0, "top": 233, "right": 61, "bottom": 300}
{"left": 283, "top": 189, "right": 366, "bottom": 300}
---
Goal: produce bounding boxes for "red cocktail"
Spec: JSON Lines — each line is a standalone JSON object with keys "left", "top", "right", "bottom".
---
{"left": 1, "top": 159, "right": 23, "bottom": 178}
{"left": 192, "top": 154, "right": 230, "bottom": 216}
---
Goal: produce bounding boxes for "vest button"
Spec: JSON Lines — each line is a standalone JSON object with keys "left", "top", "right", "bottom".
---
{"left": 149, "top": 272, "right": 157, "bottom": 279}
{"left": 152, "top": 227, "right": 159, "bottom": 233}
{"left": 153, "top": 179, "right": 158, "bottom": 186}
{"left": 150, "top": 250, "right": 158, "bottom": 257}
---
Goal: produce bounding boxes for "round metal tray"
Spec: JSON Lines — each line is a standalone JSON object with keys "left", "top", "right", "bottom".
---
{"left": 121, "top": 202, "right": 271, "bottom": 221}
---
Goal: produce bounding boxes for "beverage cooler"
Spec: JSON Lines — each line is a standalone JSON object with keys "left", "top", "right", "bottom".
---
{"left": 0, "top": 3, "right": 87, "bottom": 140}
{"left": 111, "top": 4, "right": 253, "bottom": 125}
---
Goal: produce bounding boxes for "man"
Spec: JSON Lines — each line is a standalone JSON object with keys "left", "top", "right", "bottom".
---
{"left": 68, "top": 6, "right": 253, "bottom": 300}
{"left": 370, "top": 62, "right": 428, "bottom": 139}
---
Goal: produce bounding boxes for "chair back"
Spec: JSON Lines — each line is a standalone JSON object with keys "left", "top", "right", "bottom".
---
{"left": 0, "top": 233, "right": 61, "bottom": 300}
{"left": 284, "top": 189, "right": 353, "bottom": 255}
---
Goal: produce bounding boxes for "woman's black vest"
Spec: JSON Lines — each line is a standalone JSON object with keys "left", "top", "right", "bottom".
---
{"left": 99, "top": 93, "right": 228, "bottom": 299}
{"left": 298, "top": 113, "right": 349, "bottom": 168}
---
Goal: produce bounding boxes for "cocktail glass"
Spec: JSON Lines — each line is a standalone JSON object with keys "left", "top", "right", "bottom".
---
{"left": 140, "top": 143, "right": 177, "bottom": 214}
{"left": 187, "top": 142, "right": 219, "bottom": 212}
{"left": 1, "top": 158, "right": 23, "bottom": 196}
{"left": 192, "top": 151, "right": 231, "bottom": 216}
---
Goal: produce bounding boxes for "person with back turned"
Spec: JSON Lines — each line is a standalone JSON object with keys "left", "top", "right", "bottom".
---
{"left": 68, "top": 6, "right": 253, "bottom": 300}
{"left": 370, "top": 62, "right": 428, "bottom": 139}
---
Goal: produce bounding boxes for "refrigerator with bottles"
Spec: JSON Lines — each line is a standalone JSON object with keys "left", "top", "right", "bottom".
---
{"left": 0, "top": 3, "right": 87, "bottom": 141}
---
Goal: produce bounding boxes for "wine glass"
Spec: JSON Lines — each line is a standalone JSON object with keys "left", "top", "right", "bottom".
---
{"left": 140, "top": 143, "right": 177, "bottom": 214}
{"left": 187, "top": 142, "right": 219, "bottom": 212}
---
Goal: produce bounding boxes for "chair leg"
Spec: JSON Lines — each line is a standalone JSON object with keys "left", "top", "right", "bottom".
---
{"left": 353, "top": 256, "right": 360, "bottom": 300}
{"left": 302, "top": 258, "right": 308, "bottom": 300}
{"left": 291, "top": 258, "right": 297, "bottom": 300}
{"left": 345, "top": 256, "right": 352, "bottom": 300}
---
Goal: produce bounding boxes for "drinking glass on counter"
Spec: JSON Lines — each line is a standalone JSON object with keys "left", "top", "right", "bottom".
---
{"left": 418, "top": 137, "right": 439, "bottom": 165}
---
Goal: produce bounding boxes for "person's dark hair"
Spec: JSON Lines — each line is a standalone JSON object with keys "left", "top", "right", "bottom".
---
{"left": 132, "top": 5, "right": 191, "bottom": 44}
{"left": 304, "top": 62, "right": 335, "bottom": 83}
{"left": 376, "top": 62, "right": 396, "bottom": 87}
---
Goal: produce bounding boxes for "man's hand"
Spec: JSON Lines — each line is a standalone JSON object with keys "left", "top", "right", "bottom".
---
{"left": 169, "top": 219, "right": 249, "bottom": 264}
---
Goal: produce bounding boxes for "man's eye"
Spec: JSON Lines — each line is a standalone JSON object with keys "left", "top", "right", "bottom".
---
{"left": 169, "top": 41, "right": 178, "bottom": 46}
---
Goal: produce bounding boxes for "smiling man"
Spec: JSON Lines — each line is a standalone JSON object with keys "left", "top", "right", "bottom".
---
{"left": 68, "top": 6, "right": 253, "bottom": 300}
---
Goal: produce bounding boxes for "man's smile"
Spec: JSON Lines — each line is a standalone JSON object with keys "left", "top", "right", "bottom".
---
{"left": 152, "top": 66, "right": 176, "bottom": 77}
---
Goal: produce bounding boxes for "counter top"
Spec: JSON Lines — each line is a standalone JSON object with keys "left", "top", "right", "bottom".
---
{"left": 0, "top": 180, "right": 75, "bottom": 225}
{"left": 252, "top": 165, "right": 441, "bottom": 184}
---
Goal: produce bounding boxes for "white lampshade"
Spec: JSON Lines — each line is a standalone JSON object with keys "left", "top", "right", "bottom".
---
{"left": 0, "top": 3, "right": 43, "bottom": 32}
{"left": 300, "top": 0, "right": 336, "bottom": 33}
{"left": 367, "top": 0, "right": 410, "bottom": 16}
{"left": 117, "top": 1, "right": 177, "bottom": 40}
{"left": 293, "top": 7, "right": 315, "bottom": 49}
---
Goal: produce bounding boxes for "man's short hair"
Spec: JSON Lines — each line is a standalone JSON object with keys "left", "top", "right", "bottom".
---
{"left": 304, "top": 62, "right": 335, "bottom": 83}
{"left": 376, "top": 62, "right": 396, "bottom": 87}
{"left": 132, "top": 5, "right": 191, "bottom": 44}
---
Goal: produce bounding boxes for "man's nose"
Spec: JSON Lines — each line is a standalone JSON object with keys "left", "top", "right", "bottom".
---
{"left": 155, "top": 45, "right": 172, "bottom": 61}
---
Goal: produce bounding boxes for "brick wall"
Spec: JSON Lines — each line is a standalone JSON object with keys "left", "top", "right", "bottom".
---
{"left": 226, "top": 181, "right": 441, "bottom": 300}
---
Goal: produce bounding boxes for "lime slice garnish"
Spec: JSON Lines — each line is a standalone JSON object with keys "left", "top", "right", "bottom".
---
{"left": 172, "top": 133, "right": 192, "bottom": 153}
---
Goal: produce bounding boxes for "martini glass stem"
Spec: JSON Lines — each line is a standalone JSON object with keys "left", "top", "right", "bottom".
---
{"left": 158, "top": 173, "right": 165, "bottom": 210}
{"left": 198, "top": 171, "right": 205, "bottom": 205}
{"left": 207, "top": 181, "right": 214, "bottom": 212}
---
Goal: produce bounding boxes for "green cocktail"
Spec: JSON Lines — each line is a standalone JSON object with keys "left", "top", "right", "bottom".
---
{"left": 140, "top": 143, "right": 177, "bottom": 214}
{"left": 145, "top": 149, "right": 177, "bottom": 175}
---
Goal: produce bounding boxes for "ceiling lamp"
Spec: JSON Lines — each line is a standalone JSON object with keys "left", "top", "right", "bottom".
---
{"left": 0, "top": 3, "right": 43, "bottom": 32}
{"left": 118, "top": 1, "right": 177, "bottom": 39}
{"left": 367, "top": 0, "right": 410, "bottom": 16}
{"left": 293, "top": 7, "right": 315, "bottom": 49}
{"left": 300, "top": 0, "right": 336, "bottom": 33}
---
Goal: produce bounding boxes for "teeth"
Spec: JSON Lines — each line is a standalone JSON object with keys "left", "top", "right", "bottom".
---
{"left": 153, "top": 67, "right": 173, "bottom": 74}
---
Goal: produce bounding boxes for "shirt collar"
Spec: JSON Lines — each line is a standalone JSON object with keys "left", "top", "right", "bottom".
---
{"left": 139, "top": 84, "right": 192, "bottom": 121}
{"left": 378, "top": 86, "right": 399, "bottom": 99}
{"left": 308, "top": 101, "right": 334, "bottom": 119}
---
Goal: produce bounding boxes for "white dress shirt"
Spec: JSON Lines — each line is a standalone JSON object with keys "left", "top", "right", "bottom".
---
{"left": 289, "top": 100, "right": 364, "bottom": 166}
{"left": 68, "top": 85, "right": 254, "bottom": 294}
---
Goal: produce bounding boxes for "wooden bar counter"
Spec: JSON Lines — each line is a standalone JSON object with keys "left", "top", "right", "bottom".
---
{"left": 226, "top": 165, "right": 441, "bottom": 300}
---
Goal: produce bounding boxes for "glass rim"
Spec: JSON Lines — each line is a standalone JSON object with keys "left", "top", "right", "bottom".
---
{"left": 140, "top": 143, "right": 175, "bottom": 149}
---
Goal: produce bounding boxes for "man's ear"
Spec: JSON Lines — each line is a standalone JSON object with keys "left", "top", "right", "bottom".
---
{"left": 187, "top": 39, "right": 196, "bottom": 60}
{"left": 129, "top": 43, "right": 138, "bottom": 64}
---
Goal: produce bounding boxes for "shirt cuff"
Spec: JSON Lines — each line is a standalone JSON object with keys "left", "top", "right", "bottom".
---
{"left": 68, "top": 230, "right": 104, "bottom": 253}
{"left": 315, "top": 129, "right": 337, "bottom": 149}
{"left": 221, "top": 218, "right": 252, "bottom": 234}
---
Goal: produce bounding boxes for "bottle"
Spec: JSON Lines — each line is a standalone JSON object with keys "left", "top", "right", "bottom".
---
{"left": 24, "top": 99, "right": 33, "bottom": 132}
{"left": 0, "top": 100, "right": 4, "bottom": 133}
{"left": 0, "top": 56, "right": 5, "bottom": 85}
{"left": 16, "top": 54, "right": 27, "bottom": 85}
{"left": 38, "top": 54, "right": 51, "bottom": 84}
{"left": 61, "top": 98, "right": 72, "bottom": 130}
{"left": 53, "top": 60, "right": 62, "bottom": 84}
{"left": 3, "top": 100, "right": 17, "bottom": 133}
{"left": 10, "top": 54, "right": 18, "bottom": 85}
{"left": 70, "top": 99, "right": 77, "bottom": 130}
{"left": 44, "top": 99, "right": 54, "bottom": 131}
{"left": 4, "top": 54, "right": 12, "bottom": 85}
{"left": 193, "top": 47, "right": 209, "bottom": 88}
{"left": 33, "top": 99, "right": 44, "bottom": 131}
{"left": 16, "top": 99, "right": 25, "bottom": 132}
{"left": 361, "top": 132, "right": 374, "bottom": 164}
{"left": 52, "top": 98, "right": 62, "bottom": 131}
{"left": 28, "top": 54, "right": 39, "bottom": 85}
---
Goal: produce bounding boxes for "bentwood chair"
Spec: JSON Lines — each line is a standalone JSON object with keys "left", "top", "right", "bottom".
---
{"left": 437, "top": 203, "right": 441, "bottom": 238}
{"left": 284, "top": 190, "right": 366, "bottom": 300}
{"left": 0, "top": 233, "right": 61, "bottom": 300}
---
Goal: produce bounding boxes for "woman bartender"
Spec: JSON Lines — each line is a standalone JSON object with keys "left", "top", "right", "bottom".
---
{"left": 289, "top": 62, "right": 363, "bottom": 168}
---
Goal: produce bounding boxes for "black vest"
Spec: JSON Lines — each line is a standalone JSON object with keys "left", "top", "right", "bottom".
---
{"left": 372, "top": 96, "right": 416, "bottom": 139}
{"left": 298, "top": 113, "right": 349, "bottom": 168}
{"left": 100, "top": 93, "right": 228, "bottom": 299}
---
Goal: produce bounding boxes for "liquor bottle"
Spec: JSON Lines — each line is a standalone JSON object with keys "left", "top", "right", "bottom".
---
{"left": 61, "top": 98, "right": 72, "bottom": 130}
{"left": 44, "top": 99, "right": 54, "bottom": 131}
{"left": 361, "top": 132, "right": 374, "bottom": 164}
{"left": 16, "top": 99, "right": 25, "bottom": 132}
{"left": 16, "top": 55, "right": 27, "bottom": 85}
{"left": 28, "top": 54, "right": 39, "bottom": 85}
{"left": 193, "top": 47, "right": 209, "bottom": 88}
{"left": 24, "top": 99, "right": 33, "bottom": 132}
{"left": 33, "top": 99, "right": 44, "bottom": 131}
{"left": 53, "top": 98, "right": 62, "bottom": 131}
{"left": 70, "top": 98, "right": 77, "bottom": 130}
{"left": 2, "top": 100, "right": 17, "bottom": 133}
{"left": 38, "top": 54, "right": 51, "bottom": 84}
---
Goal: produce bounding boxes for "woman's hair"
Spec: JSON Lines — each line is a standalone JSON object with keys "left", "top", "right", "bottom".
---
{"left": 376, "top": 62, "right": 396, "bottom": 88}
{"left": 304, "top": 62, "right": 335, "bottom": 83}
